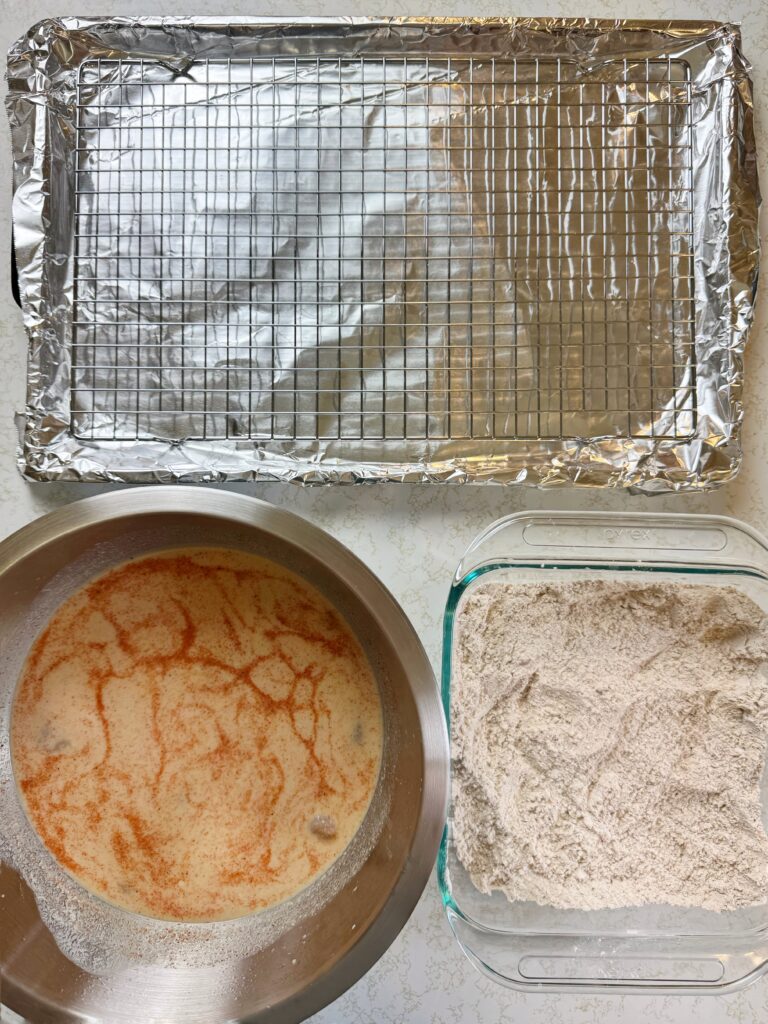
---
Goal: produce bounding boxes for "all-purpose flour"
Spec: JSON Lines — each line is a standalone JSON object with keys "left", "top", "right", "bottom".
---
{"left": 452, "top": 580, "right": 768, "bottom": 912}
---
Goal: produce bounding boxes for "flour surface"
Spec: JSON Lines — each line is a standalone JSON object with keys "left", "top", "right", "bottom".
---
{"left": 452, "top": 580, "right": 768, "bottom": 911}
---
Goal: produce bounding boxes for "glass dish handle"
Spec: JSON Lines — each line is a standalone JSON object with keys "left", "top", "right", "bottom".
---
{"left": 447, "top": 907, "right": 768, "bottom": 994}
{"left": 455, "top": 511, "right": 768, "bottom": 583}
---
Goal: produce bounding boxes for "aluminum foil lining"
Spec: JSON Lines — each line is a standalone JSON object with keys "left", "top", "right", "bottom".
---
{"left": 6, "top": 18, "right": 760, "bottom": 489}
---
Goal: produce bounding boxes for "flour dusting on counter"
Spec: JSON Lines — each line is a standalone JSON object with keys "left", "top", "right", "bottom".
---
{"left": 452, "top": 581, "right": 768, "bottom": 912}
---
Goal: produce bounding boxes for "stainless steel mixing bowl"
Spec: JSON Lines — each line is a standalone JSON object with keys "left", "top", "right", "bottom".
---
{"left": 0, "top": 488, "right": 448, "bottom": 1024}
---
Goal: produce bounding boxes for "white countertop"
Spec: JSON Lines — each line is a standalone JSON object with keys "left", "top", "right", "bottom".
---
{"left": 1, "top": 2, "right": 767, "bottom": 1021}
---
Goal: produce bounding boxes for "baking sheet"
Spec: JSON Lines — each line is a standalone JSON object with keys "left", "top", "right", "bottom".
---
{"left": 6, "top": 18, "right": 760, "bottom": 489}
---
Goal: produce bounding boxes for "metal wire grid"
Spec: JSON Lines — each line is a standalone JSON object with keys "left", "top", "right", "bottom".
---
{"left": 71, "top": 55, "right": 696, "bottom": 443}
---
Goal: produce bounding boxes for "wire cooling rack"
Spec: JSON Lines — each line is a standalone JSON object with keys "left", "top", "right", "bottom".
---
{"left": 71, "top": 55, "right": 696, "bottom": 444}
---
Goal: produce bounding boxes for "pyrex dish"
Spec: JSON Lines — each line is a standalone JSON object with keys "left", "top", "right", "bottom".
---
{"left": 439, "top": 511, "right": 768, "bottom": 995}
{"left": 6, "top": 17, "right": 760, "bottom": 490}
{"left": 0, "top": 488, "right": 448, "bottom": 1024}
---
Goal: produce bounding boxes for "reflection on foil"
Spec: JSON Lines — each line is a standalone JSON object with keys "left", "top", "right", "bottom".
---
{"left": 6, "top": 18, "right": 760, "bottom": 489}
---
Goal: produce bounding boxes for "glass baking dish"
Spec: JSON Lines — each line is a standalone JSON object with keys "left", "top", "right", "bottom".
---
{"left": 438, "top": 511, "right": 768, "bottom": 995}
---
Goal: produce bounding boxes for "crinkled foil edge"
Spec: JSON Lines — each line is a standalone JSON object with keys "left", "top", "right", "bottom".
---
{"left": 6, "top": 17, "right": 761, "bottom": 490}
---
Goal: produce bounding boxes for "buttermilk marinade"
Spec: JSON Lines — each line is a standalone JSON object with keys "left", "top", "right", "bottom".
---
{"left": 12, "top": 548, "right": 383, "bottom": 921}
